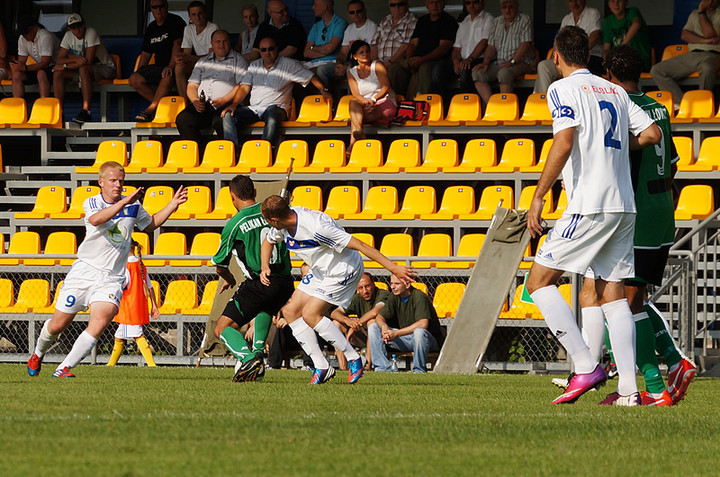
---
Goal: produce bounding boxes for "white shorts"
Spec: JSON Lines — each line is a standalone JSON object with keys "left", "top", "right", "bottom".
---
{"left": 296, "top": 266, "right": 363, "bottom": 308}
{"left": 56, "top": 261, "right": 124, "bottom": 314}
{"left": 115, "top": 324, "right": 144, "bottom": 339}
{"left": 535, "top": 212, "right": 635, "bottom": 282}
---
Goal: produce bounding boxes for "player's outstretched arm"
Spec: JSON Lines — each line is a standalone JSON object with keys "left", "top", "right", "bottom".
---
{"left": 146, "top": 185, "right": 188, "bottom": 231}
{"left": 88, "top": 188, "right": 144, "bottom": 226}
{"left": 346, "top": 237, "right": 418, "bottom": 284}
{"left": 216, "top": 266, "right": 237, "bottom": 292}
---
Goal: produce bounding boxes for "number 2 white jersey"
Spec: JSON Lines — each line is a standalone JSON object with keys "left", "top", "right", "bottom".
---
{"left": 266, "top": 207, "right": 363, "bottom": 279}
{"left": 76, "top": 194, "right": 152, "bottom": 276}
{"left": 547, "top": 69, "right": 655, "bottom": 215}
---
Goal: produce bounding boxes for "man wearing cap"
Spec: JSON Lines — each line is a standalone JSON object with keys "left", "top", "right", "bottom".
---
{"left": 10, "top": 15, "right": 60, "bottom": 98}
{"left": 53, "top": 13, "right": 116, "bottom": 124}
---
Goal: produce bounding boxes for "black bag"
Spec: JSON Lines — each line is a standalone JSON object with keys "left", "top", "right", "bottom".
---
{"left": 390, "top": 100, "right": 430, "bottom": 125}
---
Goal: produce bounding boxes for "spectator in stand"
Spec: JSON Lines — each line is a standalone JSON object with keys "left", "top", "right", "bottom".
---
{"left": 176, "top": 30, "right": 247, "bottom": 144}
{"left": 650, "top": 0, "right": 720, "bottom": 111}
{"left": 534, "top": 0, "right": 602, "bottom": 93}
{"left": 303, "top": 0, "right": 347, "bottom": 73}
{"left": 0, "top": 22, "right": 8, "bottom": 80}
{"left": 433, "top": 0, "right": 494, "bottom": 98}
{"left": 317, "top": 1, "right": 377, "bottom": 94}
{"left": 10, "top": 15, "right": 59, "bottom": 98}
{"left": 53, "top": 14, "right": 116, "bottom": 124}
{"left": 222, "top": 37, "right": 331, "bottom": 154}
{"left": 236, "top": 4, "right": 259, "bottom": 61}
{"left": 368, "top": 275, "right": 444, "bottom": 373}
{"left": 472, "top": 0, "right": 534, "bottom": 107}
{"left": 346, "top": 40, "right": 397, "bottom": 155}
{"left": 129, "top": 0, "right": 185, "bottom": 122}
{"left": 331, "top": 272, "right": 391, "bottom": 370}
{"left": 175, "top": 1, "right": 218, "bottom": 102}
{"left": 370, "top": 0, "right": 418, "bottom": 68}
{"left": 388, "top": 0, "right": 458, "bottom": 98}
{"left": 602, "top": 0, "right": 651, "bottom": 71}
{"left": 249, "top": 0, "right": 306, "bottom": 61}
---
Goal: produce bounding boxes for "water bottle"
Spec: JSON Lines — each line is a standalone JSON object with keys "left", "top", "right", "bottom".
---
{"left": 199, "top": 90, "right": 206, "bottom": 103}
{"left": 390, "top": 354, "right": 399, "bottom": 372}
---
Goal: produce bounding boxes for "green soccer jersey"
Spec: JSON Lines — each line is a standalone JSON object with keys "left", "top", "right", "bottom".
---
{"left": 603, "top": 8, "right": 652, "bottom": 70}
{"left": 628, "top": 92, "right": 677, "bottom": 248}
{"left": 212, "top": 202, "right": 291, "bottom": 279}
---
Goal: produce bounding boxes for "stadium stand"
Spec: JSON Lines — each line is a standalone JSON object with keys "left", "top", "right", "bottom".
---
{"left": 324, "top": 185, "right": 361, "bottom": 219}
{"left": 145, "top": 140, "right": 198, "bottom": 173}
{"left": 158, "top": 280, "right": 198, "bottom": 314}
{"left": 145, "top": 232, "right": 187, "bottom": 267}
{"left": 344, "top": 185, "right": 398, "bottom": 219}
{"left": 386, "top": 185, "right": 437, "bottom": 220}
{"left": 290, "top": 185, "right": 323, "bottom": 211}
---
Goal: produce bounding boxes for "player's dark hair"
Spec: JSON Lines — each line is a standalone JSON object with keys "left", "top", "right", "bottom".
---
{"left": 554, "top": 26, "right": 588, "bottom": 68}
{"left": 229, "top": 175, "right": 255, "bottom": 201}
{"left": 349, "top": 40, "right": 370, "bottom": 67}
{"left": 261, "top": 194, "right": 292, "bottom": 220}
{"left": 604, "top": 44, "right": 643, "bottom": 83}
{"left": 187, "top": 1, "right": 205, "bottom": 11}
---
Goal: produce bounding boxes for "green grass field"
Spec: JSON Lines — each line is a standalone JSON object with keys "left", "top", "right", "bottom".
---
{"left": 1, "top": 364, "right": 719, "bottom": 476}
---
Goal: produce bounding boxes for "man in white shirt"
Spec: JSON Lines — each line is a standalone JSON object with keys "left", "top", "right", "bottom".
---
{"left": 525, "top": 26, "right": 661, "bottom": 406}
{"left": 175, "top": 1, "right": 218, "bottom": 101}
{"left": 26, "top": 162, "right": 187, "bottom": 378}
{"left": 259, "top": 195, "right": 417, "bottom": 384}
{"left": 533, "top": 0, "right": 602, "bottom": 93}
{"left": 53, "top": 14, "right": 116, "bottom": 124}
{"left": 10, "top": 15, "right": 59, "bottom": 98}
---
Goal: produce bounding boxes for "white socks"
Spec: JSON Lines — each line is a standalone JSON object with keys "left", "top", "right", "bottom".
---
{"left": 34, "top": 320, "right": 59, "bottom": 358}
{"left": 289, "top": 318, "right": 329, "bottom": 369}
{"left": 602, "top": 299, "right": 637, "bottom": 396}
{"left": 57, "top": 331, "right": 97, "bottom": 371}
{"left": 581, "top": 306, "right": 606, "bottom": 363}
{"left": 314, "top": 317, "right": 360, "bottom": 361}
{"left": 532, "top": 285, "right": 596, "bottom": 374}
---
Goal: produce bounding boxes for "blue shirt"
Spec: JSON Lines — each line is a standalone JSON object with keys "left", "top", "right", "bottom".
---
{"left": 306, "top": 14, "right": 348, "bottom": 66}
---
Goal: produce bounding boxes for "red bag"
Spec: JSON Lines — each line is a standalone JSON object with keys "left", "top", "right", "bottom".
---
{"left": 390, "top": 100, "right": 430, "bottom": 125}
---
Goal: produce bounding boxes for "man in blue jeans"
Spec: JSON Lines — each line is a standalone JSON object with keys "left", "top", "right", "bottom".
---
{"left": 221, "top": 37, "right": 331, "bottom": 154}
{"left": 368, "top": 274, "right": 444, "bottom": 373}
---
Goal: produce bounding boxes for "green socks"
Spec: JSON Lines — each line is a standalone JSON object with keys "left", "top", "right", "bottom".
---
{"left": 252, "top": 312, "right": 272, "bottom": 355}
{"left": 646, "top": 304, "right": 682, "bottom": 368}
{"left": 634, "top": 312, "right": 665, "bottom": 393}
{"left": 220, "top": 327, "right": 252, "bottom": 363}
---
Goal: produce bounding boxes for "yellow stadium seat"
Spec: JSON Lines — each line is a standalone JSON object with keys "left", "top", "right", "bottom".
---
{"left": 142, "top": 185, "right": 174, "bottom": 215}
{"left": 517, "top": 186, "right": 554, "bottom": 218}
{"left": 413, "top": 282, "right": 429, "bottom": 295}
{"left": 335, "top": 139, "right": 383, "bottom": 173}
{"left": 365, "top": 139, "right": 420, "bottom": 173}
{"left": 505, "top": 93, "right": 552, "bottom": 125}
{"left": 520, "top": 138, "right": 552, "bottom": 172}
{"left": 429, "top": 93, "right": 481, "bottom": 125}
{"left": 482, "top": 138, "right": 535, "bottom": 172}
{"left": 499, "top": 285, "right": 541, "bottom": 319}
{"left": 220, "top": 140, "right": 271, "bottom": 173}
{"left": 136, "top": 96, "right": 186, "bottom": 128}
{"left": 405, "top": 139, "right": 458, "bottom": 173}
{"left": 545, "top": 189, "right": 568, "bottom": 220}
{"left": 171, "top": 186, "right": 212, "bottom": 219}
{"left": 296, "top": 139, "right": 345, "bottom": 173}
{"left": 34, "top": 280, "right": 64, "bottom": 314}
{"left": 682, "top": 136, "right": 720, "bottom": 171}
{"left": 674, "top": 89, "right": 714, "bottom": 123}
{"left": 197, "top": 187, "right": 236, "bottom": 220}
{"left": 14, "top": 185, "right": 67, "bottom": 219}
{"left": 413, "top": 233, "right": 451, "bottom": 268}
{"left": 320, "top": 94, "right": 352, "bottom": 126}
{"left": 375, "top": 281, "right": 388, "bottom": 290}
{"left": 47, "top": 185, "right": 98, "bottom": 219}
{"left": 384, "top": 185, "right": 437, "bottom": 220}
{"left": 444, "top": 138, "right": 496, "bottom": 173}
{"left": 285, "top": 95, "right": 332, "bottom": 125}
{"left": 646, "top": 91, "right": 674, "bottom": 119}
{"left": 75, "top": 141, "right": 128, "bottom": 174}
{"left": 408, "top": 93, "right": 444, "bottom": 125}
{"left": 146, "top": 140, "right": 198, "bottom": 173}
{"left": 291, "top": 185, "right": 323, "bottom": 211}
{"left": 146, "top": 232, "right": 187, "bottom": 267}
{"left": 185, "top": 280, "right": 219, "bottom": 314}
{"left": 132, "top": 232, "right": 151, "bottom": 254}
{"left": 441, "top": 233, "right": 485, "bottom": 269}
{"left": 460, "top": 185, "right": 514, "bottom": 220}
{"left": 0, "top": 97, "right": 27, "bottom": 127}
{"left": 179, "top": 232, "right": 221, "bottom": 267}
{"left": 11, "top": 97, "right": 62, "bottom": 129}
{"left": 423, "top": 185, "right": 475, "bottom": 220}
{"left": 158, "top": 280, "right": 198, "bottom": 314}
{"left": 432, "top": 282, "right": 466, "bottom": 317}
{"left": 0, "top": 278, "right": 13, "bottom": 308}
{"left": 661, "top": 44, "right": 688, "bottom": 61}
{"left": 0, "top": 279, "right": 50, "bottom": 313}
{"left": 468, "top": 93, "right": 519, "bottom": 125}
{"left": 352, "top": 232, "right": 375, "bottom": 248}
{"left": 365, "top": 233, "right": 413, "bottom": 268}
{"left": 125, "top": 140, "right": 163, "bottom": 173}
{"left": 26, "top": 231, "right": 77, "bottom": 266}
{"left": 344, "top": 186, "right": 398, "bottom": 219}
{"left": 673, "top": 136, "right": 694, "bottom": 170}
{"left": 185, "top": 140, "right": 235, "bottom": 173}
{"left": 256, "top": 140, "right": 309, "bottom": 173}
{"left": 0, "top": 232, "right": 4, "bottom": 254}
{"left": 675, "top": 185, "right": 714, "bottom": 220}
{"left": 324, "top": 185, "right": 361, "bottom": 219}
{"left": 123, "top": 185, "right": 137, "bottom": 196}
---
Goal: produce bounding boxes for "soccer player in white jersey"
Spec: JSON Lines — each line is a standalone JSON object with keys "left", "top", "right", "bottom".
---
{"left": 260, "top": 195, "right": 418, "bottom": 384}
{"left": 27, "top": 161, "right": 188, "bottom": 378}
{"left": 524, "top": 26, "right": 661, "bottom": 406}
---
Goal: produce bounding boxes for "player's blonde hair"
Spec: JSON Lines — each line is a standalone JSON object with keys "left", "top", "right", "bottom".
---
{"left": 98, "top": 161, "right": 125, "bottom": 178}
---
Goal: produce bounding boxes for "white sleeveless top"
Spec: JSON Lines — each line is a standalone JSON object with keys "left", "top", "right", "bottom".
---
{"left": 348, "top": 61, "right": 396, "bottom": 103}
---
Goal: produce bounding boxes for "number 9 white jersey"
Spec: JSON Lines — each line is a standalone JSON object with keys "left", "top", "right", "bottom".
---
{"left": 547, "top": 69, "right": 655, "bottom": 216}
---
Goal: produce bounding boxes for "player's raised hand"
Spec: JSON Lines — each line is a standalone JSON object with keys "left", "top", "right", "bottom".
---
{"left": 392, "top": 264, "right": 418, "bottom": 285}
{"left": 172, "top": 185, "right": 189, "bottom": 206}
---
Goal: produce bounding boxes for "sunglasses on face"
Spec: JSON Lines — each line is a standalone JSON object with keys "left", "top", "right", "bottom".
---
{"left": 322, "top": 26, "right": 328, "bottom": 41}
{"left": 349, "top": 9, "right": 363, "bottom": 14}
{"left": 389, "top": 2, "right": 407, "bottom": 7}
{"left": 260, "top": 46, "right": 276, "bottom": 52}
